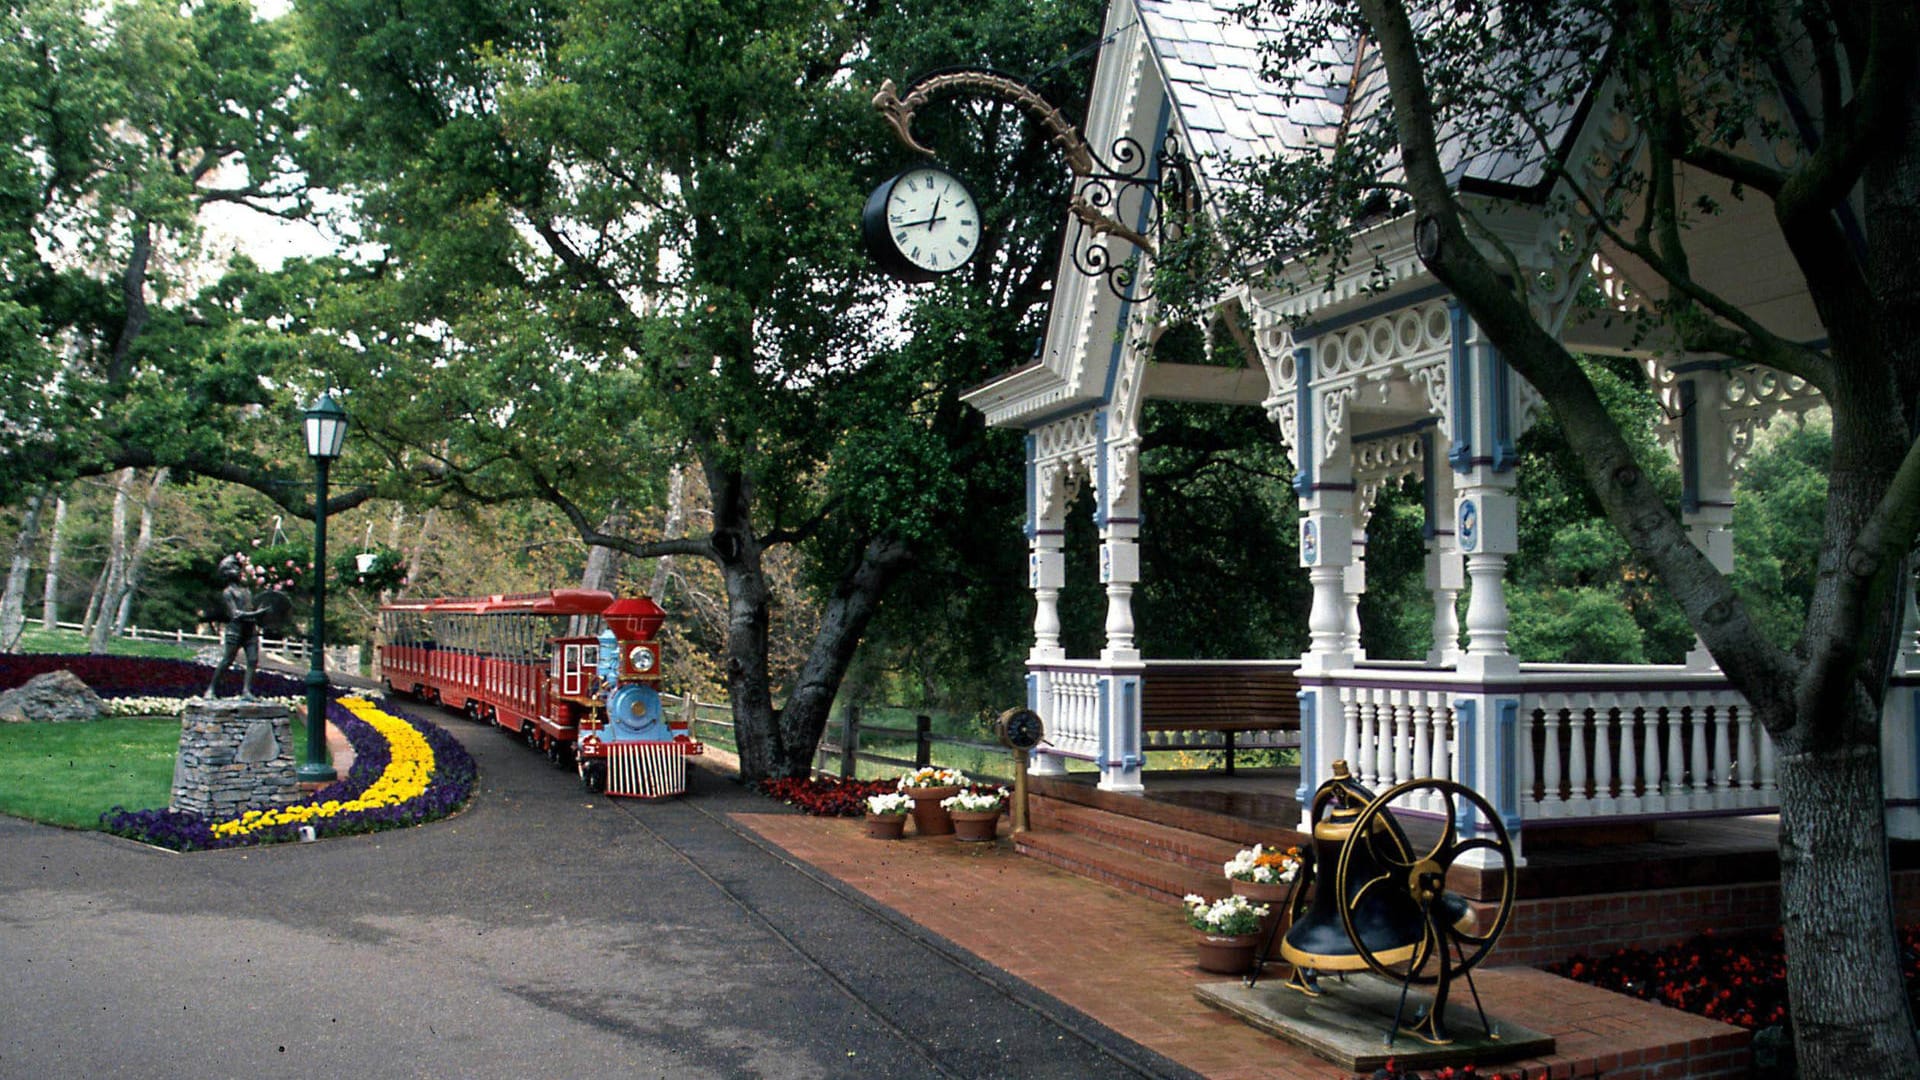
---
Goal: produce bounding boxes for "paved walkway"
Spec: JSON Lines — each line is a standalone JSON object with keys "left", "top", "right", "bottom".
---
{"left": 738, "top": 811, "right": 1748, "bottom": 1080}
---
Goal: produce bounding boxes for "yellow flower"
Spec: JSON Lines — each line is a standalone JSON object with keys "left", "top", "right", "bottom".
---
{"left": 210, "top": 697, "right": 437, "bottom": 837}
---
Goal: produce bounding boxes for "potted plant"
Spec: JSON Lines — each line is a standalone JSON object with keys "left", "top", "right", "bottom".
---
{"left": 1224, "top": 844, "right": 1302, "bottom": 941}
{"left": 940, "top": 787, "right": 1008, "bottom": 843}
{"left": 896, "top": 767, "right": 970, "bottom": 836}
{"left": 864, "top": 792, "right": 913, "bottom": 839}
{"left": 1183, "top": 893, "right": 1271, "bottom": 975}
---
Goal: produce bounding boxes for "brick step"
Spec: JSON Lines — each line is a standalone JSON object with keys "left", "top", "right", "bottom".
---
{"left": 1015, "top": 828, "right": 1221, "bottom": 906}
{"left": 1029, "top": 796, "right": 1242, "bottom": 877}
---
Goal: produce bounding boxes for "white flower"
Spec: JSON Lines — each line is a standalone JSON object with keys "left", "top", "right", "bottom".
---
{"left": 939, "top": 788, "right": 1006, "bottom": 813}
{"left": 865, "top": 792, "right": 913, "bottom": 815}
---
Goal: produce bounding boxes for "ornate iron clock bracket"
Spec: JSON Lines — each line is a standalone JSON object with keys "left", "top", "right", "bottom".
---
{"left": 874, "top": 69, "right": 1191, "bottom": 300}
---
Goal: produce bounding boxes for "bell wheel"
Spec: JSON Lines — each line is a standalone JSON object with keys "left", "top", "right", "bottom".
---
{"left": 1333, "top": 778, "right": 1515, "bottom": 984}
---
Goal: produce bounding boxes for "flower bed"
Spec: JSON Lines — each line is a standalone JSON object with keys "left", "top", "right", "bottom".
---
{"left": 99, "top": 696, "right": 475, "bottom": 851}
{"left": 757, "top": 776, "right": 896, "bottom": 817}
{"left": 0, "top": 652, "right": 475, "bottom": 851}
{"left": 1548, "top": 926, "right": 1920, "bottom": 1032}
{"left": 757, "top": 775, "right": 1011, "bottom": 817}
{"left": 0, "top": 654, "right": 305, "bottom": 699}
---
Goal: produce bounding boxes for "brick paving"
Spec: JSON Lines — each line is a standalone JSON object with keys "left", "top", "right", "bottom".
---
{"left": 735, "top": 813, "right": 1751, "bottom": 1080}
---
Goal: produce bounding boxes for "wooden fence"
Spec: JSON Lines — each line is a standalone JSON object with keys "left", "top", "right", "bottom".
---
{"left": 50, "top": 620, "right": 316, "bottom": 663}
{"left": 666, "top": 698, "right": 1012, "bottom": 785}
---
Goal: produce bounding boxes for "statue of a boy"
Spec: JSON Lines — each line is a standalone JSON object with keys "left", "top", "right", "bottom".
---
{"left": 207, "top": 554, "right": 266, "bottom": 699}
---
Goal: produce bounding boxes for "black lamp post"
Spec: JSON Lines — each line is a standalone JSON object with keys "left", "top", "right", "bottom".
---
{"left": 300, "top": 393, "right": 347, "bottom": 784}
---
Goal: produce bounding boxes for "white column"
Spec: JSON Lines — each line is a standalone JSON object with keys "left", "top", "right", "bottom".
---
{"left": 1097, "top": 430, "right": 1143, "bottom": 792}
{"left": 1679, "top": 369, "right": 1737, "bottom": 670}
{"left": 1455, "top": 487, "right": 1519, "bottom": 678}
{"left": 1344, "top": 534, "right": 1367, "bottom": 660}
{"left": 1026, "top": 445, "right": 1072, "bottom": 778}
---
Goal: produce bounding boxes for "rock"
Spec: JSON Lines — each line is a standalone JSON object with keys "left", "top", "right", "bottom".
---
{"left": 0, "top": 670, "right": 105, "bottom": 723}
{"left": 236, "top": 719, "right": 280, "bottom": 763}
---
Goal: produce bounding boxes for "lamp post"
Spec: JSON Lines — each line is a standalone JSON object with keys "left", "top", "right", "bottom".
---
{"left": 300, "top": 393, "right": 347, "bottom": 784}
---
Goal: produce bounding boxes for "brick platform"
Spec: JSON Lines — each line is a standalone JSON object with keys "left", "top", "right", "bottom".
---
{"left": 736, "top": 812, "right": 1750, "bottom": 1080}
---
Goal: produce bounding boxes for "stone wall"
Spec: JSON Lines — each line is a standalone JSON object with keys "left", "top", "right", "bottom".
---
{"left": 171, "top": 699, "right": 300, "bottom": 818}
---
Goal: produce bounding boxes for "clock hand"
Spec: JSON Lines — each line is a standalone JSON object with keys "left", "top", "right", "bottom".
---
{"left": 926, "top": 194, "right": 942, "bottom": 230}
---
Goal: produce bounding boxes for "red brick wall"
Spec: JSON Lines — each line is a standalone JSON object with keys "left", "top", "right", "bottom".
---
{"left": 1486, "top": 868, "right": 1920, "bottom": 968}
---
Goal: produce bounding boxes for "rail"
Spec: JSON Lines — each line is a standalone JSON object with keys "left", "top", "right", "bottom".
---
{"left": 50, "top": 620, "right": 315, "bottom": 663}
{"left": 812, "top": 705, "right": 1013, "bottom": 785}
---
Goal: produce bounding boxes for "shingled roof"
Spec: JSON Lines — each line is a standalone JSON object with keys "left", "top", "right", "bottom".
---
{"left": 1134, "top": 0, "right": 1588, "bottom": 196}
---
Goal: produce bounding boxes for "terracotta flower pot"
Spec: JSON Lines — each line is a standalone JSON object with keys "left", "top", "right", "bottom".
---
{"left": 949, "top": 808, "right": 1001, "bottom": 843}
{"left": 1229, "top": 878, "right": 1293, "bottom": 944}
{"left": 1193, "top": 930, "right": 1261, "bottom": 975}
{"left": 865, "top": 813, "right": 907, "bottom": 840}
{"left": 903, "top": 786, "right": 959, "bottom": 835}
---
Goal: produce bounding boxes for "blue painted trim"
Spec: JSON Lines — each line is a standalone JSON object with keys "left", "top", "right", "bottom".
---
{"left": 1454, "top": 698, "right": 1478, "bottom": 793}
{"left": 1911, "top": 690, "right": 1920, "bottom": 802}
{"left": 1448, "top": 302, "right": 1474, "bottom": 471}
{"left": 1293, "top": 344, "right": 1315, "bottom": 495}
{"left": 1495, "top": 698, "right": 1522, "bottom": 831}
{"left": 1679, "top": 380, "right": 1700, "bottom": 514}
{"left": 1094, "top": 410, "right": 1111, "bottom": 527}
{"left": 1420, "top": 431, "right": 1438, "bottom": 540}
{"left": 1294, "top": 282, "right": 1451, "bottom": 340}
{"left": 1026, "top": 672, "right": 1039, "bottom": 713}
{"left": 1297, "top": 689, "right": 1318, "bottom": 805}
{"left": 1098, "top": 96, "right": 1172, "bottom": 405}
{"left": 1489, "top": 347, "right": 1516, "bottom": 472}
{"left": 1119, "top": 677, "right": 1143, "bottom": 769}
{"left": 1025, "top": 432, "right": 1039, "bottom": 539}
{"left": 1097, "top": 678, "right": 1110, "bottom": 770}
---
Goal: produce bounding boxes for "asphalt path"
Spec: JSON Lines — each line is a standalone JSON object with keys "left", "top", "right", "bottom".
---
{"left": 0, "top": 700, "right": 1200, "bottom": 1080}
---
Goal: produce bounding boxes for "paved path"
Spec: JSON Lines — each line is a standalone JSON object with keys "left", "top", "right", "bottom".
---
{"left": 0, "top": 705, "right": 1197, "bottom": 1080}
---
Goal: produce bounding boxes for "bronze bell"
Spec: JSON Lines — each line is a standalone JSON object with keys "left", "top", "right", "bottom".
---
{"left": 1280, "top": 761, "right": 1471, "bottom": 978}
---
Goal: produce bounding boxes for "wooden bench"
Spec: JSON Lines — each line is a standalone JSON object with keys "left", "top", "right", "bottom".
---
{"left": 1140, "top": 665, "right": 1302, "bottom": 774}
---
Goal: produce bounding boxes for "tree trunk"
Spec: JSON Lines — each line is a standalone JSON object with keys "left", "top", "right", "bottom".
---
{"left": 111, "top": 468, "right": 168, "bottom": 634}
{"left": 87, "top": 468, "right": 136, "bottom": 654}
{"left": 41, "top": 494, "right": 66, "bottom": 630}
{"left": 650, "top": 463, "right": 688, "bottom": 599}
{"left": 775, "top": 535, "right": 915, "bottom": 776}
{"left": 1, "top": 491, "right": 47, "bottom": 651}
{"left": 1777, "top": 722, "right": 1920, "bottom": 1079}
{"left": 572, "top": 502, "right": 627, "bottom": 636}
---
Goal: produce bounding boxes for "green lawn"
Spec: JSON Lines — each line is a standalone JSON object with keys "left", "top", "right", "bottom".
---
{"left": 13, "top": 626, "right": 200, "bottom": 661}
{"left": 0, "top": 711, "right": 308, "bottom": 828}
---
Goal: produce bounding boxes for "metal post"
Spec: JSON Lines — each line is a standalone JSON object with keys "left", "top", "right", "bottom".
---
{"left": 300, "top": 457, "right": 337, "bottom": 784}
{"left": 915, "top": 714, "right": 932, "bottom": 768}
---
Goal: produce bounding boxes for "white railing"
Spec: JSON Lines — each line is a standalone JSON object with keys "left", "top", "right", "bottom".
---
{"left": 1323, "top": 663, "right": 1777, "bottom": 826}
{"left": 1033, "top": 662, "right": 1105, "bottom": 761}
{"left": 1338, "top": 682, "right": 1459, "bottom": 815}
{"left": 1525, "top": 684, "right": 1774, "bottom": 820}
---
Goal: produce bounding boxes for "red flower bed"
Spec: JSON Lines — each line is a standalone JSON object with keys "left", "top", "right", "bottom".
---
{"left": 757, "top": 776, "right": 897, "bottom": 817}
{"left": 1548, "top": 925, "right": 1920, "bottom": 1031}
{"left": 756, "top": 775, "right": 1011, "bottom": 817}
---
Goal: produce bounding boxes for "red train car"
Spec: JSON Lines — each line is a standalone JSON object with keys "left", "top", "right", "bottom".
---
{"left": 378, "top": 590, "right": 699, "bottom": 795}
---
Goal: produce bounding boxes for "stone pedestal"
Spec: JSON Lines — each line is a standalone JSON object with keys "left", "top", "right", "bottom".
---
{"left": 171, "top": 698, "right": 300, "bottom": 817}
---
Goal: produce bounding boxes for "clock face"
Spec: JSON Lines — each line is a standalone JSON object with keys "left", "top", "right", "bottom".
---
{"left": 997, "top": 707, "right": 1044, "bottom": 750}
{"left": 862, "top": 166, "right": 981, "bottom": 282}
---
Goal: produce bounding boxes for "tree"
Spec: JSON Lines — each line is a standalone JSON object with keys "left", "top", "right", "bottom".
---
{"left": 1197, "top": 0, "right": 1919, "bottom": 1073}
{"left": 296, "top": 0, "right": 1102, "bottom": 778}
{"left": 0, "top": 1, "right": 369, "bottom": 535}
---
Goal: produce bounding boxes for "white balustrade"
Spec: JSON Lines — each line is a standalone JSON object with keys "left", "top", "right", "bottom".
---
{"left": 1036, "top": 666, "right": 1103, "bottom": 761}
{"left": 1523, "top": 686, "right": 1775, "bottom": 821}
{"left": 1331, "top": 682, "right": 1458, "bottom": 811}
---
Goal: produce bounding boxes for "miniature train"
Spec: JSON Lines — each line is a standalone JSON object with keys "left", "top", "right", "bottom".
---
{"left": 377, "top": 589, "right": 700, "bottom": 797}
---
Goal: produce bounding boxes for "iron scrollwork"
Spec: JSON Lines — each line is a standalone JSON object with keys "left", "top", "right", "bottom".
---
{"left": 873, "top": 70, "right": 1194, "bottom": 302}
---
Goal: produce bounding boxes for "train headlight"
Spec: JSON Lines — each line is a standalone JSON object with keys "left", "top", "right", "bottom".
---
{"left": 628, "top": 644, "right": 656, "bottom": 673}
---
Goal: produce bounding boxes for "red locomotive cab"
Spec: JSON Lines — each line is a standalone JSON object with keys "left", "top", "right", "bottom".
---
{"left": 602, "top": 596, "right": 665, "bottom": 683}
